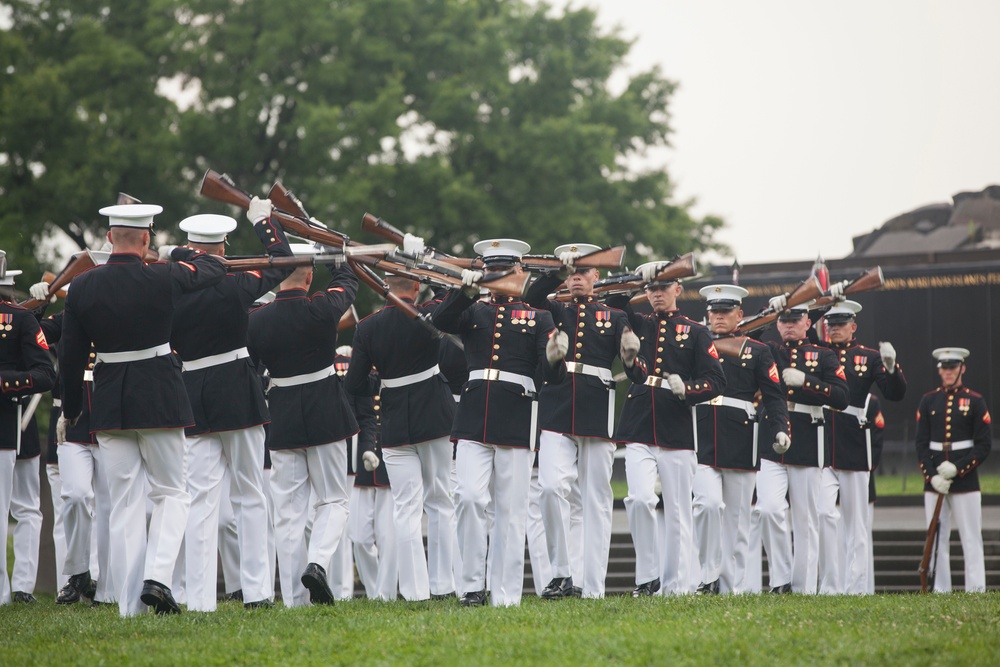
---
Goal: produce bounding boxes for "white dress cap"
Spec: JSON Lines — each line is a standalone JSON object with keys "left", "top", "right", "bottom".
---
{"left": 473, "top": 238, "right": 530, "bottom": 265}
{"left": 0, "top": 269, "right": 22, "bottom": 287}
{"left": 179, "top": 214, "right": 237, "bottom": 243}
{"left": 554, "top": 243, "right": 601, "bottom": 256}
{"left": 699, "top": 284, "right": 749, "bottom": 309}
{"left": 932, "top": 347, "right": 970, "bottom": 364}
{"left": 98, "top": 204, "right": 163, "bottom": 228}
{"left": 823, "top": 300, "right": 863, "bottom": 321}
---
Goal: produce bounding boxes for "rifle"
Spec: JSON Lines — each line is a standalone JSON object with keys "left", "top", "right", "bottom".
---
{"left": 919, "top": 492, "right": 945, "bottom": 593}
{"left": 737, "top": 276, "right": 825, "bottom": 334}
{"left": 553, "top": 253, "right": 696, "bottom": 302}
{"left": 200, "top": 170, "right": 352, "bottom": 249}
{"left": 117, "top": 192, "right": 142, "bottom": 205}
{"left": 348, "top": 259, "right": 464, "bottom": 350}
{"left": 711, "top": 335, "right": 750, "bottom": 359}
{"left": 808, "top": 266, "right": 884, "bottom": 311}
{"left": 218, "top": 244, "right": 397, "bottom": 272}
{"left": 19, "top": 250, "right": 110, "bottom": 310}
{"left": 339, "top": 305, "right": 358, "bottom": 332}
{"left": 362, "top": 212, "right": 626, "bottom": 272}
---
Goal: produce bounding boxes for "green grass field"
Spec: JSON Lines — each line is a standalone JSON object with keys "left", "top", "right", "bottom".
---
{"left": 1, "top": 592, "right": 998, "bottom": 666}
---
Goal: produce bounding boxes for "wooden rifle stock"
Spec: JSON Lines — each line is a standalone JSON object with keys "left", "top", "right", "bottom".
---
{"left": 220, "top": 255, "right": 319, "bottom": 272}
{"left": 738, "top": 276, "right": 824, "bottom": 333}
{"left": 711, "top": 335, "right": 749, "bottom": 359}
{"left": 919, "top": 492, "right": 945, "bottom": 593}
{"left": 19, "top": 250, "right": 101, "bottom": 310}
{"left": 361, "top": 212, "right": 406, "bottom": 246}
{"left": 200, "top": 170, "right": 351, "bottom": 249}
{"left": 808, "top": 266, "right": 885, "bottom": 311}
{"left": 268, "top": 182, "right": 310, "bottom": 219}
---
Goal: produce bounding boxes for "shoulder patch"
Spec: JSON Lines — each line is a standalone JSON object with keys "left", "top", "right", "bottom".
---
{"left": 178, "top": 261, "right": 197, "bottom": 272}
{"left": 835, "top": 366, "right": 847, "bottom": 381}
{"left": 984, "top": 411, "right": 991, "bottom": 425}
{"left": 768, "top": 363, "right": 780, "bottom": 383}
{"left": 328, "top": 287, "right": 345, "bottom": 293}
{"left": 874, "top": 411, "right": 885, "bottom": 429}
{"left": 36, "top": 329, "right": 49, "bottom": 350}
{"left": 707, "top": 342, "right": 719, "bottom": 359}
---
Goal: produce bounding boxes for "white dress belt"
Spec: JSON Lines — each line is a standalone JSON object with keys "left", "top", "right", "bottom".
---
{"left": 380, "top": 364, "right": 440, "bottom": 389}
{"left": 564, "top": 361, "right": 614, "bottom": 383}
{"left": 83, "top": 370, "right": 94, "bottom": 382}
{"left": 704, "top": 395, "right": 757, "bottom": 418}
{"left": 930, "top": 440, "right": 974, "bottom": 451}
{"left": 52, "top": 398, "right": 62, "bottom": 408}
{"left": 183, "top": 347, "right": 250, "bottom": 372}
{"left": 787, "top": 401, "right": 825, "bottom": 422}
{"left": 829, "top": 394, "right": 871, "bottom": 425}
{"left": 95, "top": 343, "right": 172, "bottom": 364}
{"left": 269, "top": 363, "right": 338, "bottom": 388}
{"left": 468, "top": 369, "right": 536, "bottom": 394}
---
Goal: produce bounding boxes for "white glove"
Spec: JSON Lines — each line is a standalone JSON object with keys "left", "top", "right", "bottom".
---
{"left": 666, "top": 374, "right": 686, "bottom": 399}
{"left": 546, "top": 330, "right": 569, "bottom": 366}
{"left": 29, "top": 281, "right": 54, "bottom": 303}
{"left": 99, "top": 240, "right": 113, "bottom": 252}
{"left": 362, "top": 451, "right": 380, "bottom": 472}
{"left": 558, "top": 250, "right": 582, "bottom": 269}
{"left": 56, "top": 414, "right": 68, "bottom": 444}
{"left": 247, "top": 196, "right": 272, "bottom": 224}
{"left": 773, "top": 432, "right": 791, "bottom": 454}
{"left": 461, "top": 269, "right": 483, "bottom": 287}
{"left": 403, "top": 233, "right": 426, "bottom": 256}
{"left": 768, "top": 294, "right": 788, "bottom": 312}
{"left": 639, "top": 261, "right": 668, "bottom": 284}
{"left": 157, "top": 245, "right": 177, "bottom": 261}
{"left": 930, "top": 475, "right": 952, "bottom": 495}
{"left": 782, "top": 367, "right": 805, "bottom": 388}
{"left": 879, "top": 341, "right": 896, "bottom": 374}
{"left": 308, "top": 216, "right": 329, "bottom": 229}
{"left": 829, "top": 281, "right": 846, "bottom": 302}
{"left": 937, "top": 460, "right": 957, "bottom": 480}
{"left": 620, "top": 330, "right": 640, "bottom": 368}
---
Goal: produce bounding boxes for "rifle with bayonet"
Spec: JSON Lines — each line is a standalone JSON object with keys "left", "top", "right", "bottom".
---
{"left": 218, "top": 244, "right": 397, "bottom": 272}
{"left": 19, "top": 250, "right": 112, "bottom": 311}
{"left": 551, "top": 253, "right": 697, "bottom": 302}
{"left": 919, "top": 492, "right": 945, "bottom": 593}
{"left": 737, "top": 276, "right": 825, "bottom": 334}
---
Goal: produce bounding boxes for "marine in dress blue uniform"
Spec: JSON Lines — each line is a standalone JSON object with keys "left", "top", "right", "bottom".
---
{"left": 432, "top": 238, "right": 568, "bottom": 607}
{"left": 246, "top": 243, "right": 359, "bottom": 607}
{"left": 524, "top": 243, "right": 629, "bottom": 599}
{"left": 170, "top": 203, "right": 292, "bottom": 611}
{"left": 915, "top": 347, "right": 991, "bottom": 592}
{"left": 755, "top": 302, "right": 848, "bottom": 594}
{"left": 0, "top": 261, "right": 55, "bottom": 606}
{"left": 344, "top": 269, "right": 457, "bottom": 601}
{"left": 615, "top": 263, "right": 726, "bottom": 596}
{"left": 814, "top": 300, "right": 906, "bottom": 594}
{"left": 692, "top": 285, "right": 789, "bottom": 595}
{"left": 58, "top": 204, "right": 226, "bottom": 616}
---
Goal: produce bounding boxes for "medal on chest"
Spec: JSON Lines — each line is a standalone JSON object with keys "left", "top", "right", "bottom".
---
{"left": 675, "top": 324, "right": 690, "bottom": 342}
{"left": 0, "top": 313, "right": 11, "bottom": 338}
{"left": 853, "top": 354, "right": 868, "bottom": 373}
{"left": 511, "top": 309, "right": 536, "bottom": 327}
{"left": 594, "top": 309, "right": 611, "bottom": 330}
{"left": 958, "top": 397, "right": 971, "bottom": 414}
{"left": 804, "top": 350, "right": 819, "bottom": 368}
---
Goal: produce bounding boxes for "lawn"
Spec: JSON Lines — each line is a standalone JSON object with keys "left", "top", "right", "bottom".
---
{"left": 0, "top": 592, "right": 998, "bottom": 666}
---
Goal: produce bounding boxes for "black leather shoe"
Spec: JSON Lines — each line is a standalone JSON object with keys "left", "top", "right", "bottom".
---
{"left": 224, "top": 589, "right": 244, "bottom": 602}
{"left": 57, "top": 571, "right": 93, "bottom": 605}
{"left": 140, "top": 579, "right": 181, "bottom": 614}
{"left": 569, "top": 586, "right": 583, "bottom": 598}
{"left": 12, "top": 591, "right": 37, "bottom": 603}
{"left": 460, "top": 590, "right": 488, "bottom": 607}
{"left": 84, "top": 578, "right": 98, "bottom": 600}
{"left": 631, "top": 578, "right": 661, "bottom": 598}
{"left": 770, "top": 583, "right": 792, "bottom": 594}
{"left": 696, "top": 579, "right": 720, "bottom": 595}
{"left": 244, "top": 599, "right": 273, "bottom": 610}
{"left": 430, "top": 592, "right": 455, "bottom": 600}
{"left": 540, "top": 576, "right": 574, "bottom": 600}
{"left": 301, "top": 563, "right": 335, "bottom": 605}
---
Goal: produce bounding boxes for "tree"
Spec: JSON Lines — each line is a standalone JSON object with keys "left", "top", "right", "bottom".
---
{"left": 0, "top": 0, "right": 725, "bottom": 278}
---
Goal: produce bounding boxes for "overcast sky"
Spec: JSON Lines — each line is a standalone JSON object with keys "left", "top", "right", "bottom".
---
{"left": 570, "top": 0, "right": 1000, "bottom": 264}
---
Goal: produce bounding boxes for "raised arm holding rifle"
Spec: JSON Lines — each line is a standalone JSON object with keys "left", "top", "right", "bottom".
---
{"left": 914, "top": 347, "right": 991, "bottom": 593}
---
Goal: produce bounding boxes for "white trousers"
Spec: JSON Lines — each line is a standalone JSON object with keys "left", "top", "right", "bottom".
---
{"left": 746, "top": 504, "right": 764, "bottom": 592}
{"left": 46, "top": 464, "right": 70, "bottom": 590}
{"left": 866, "top": 502, "right": 875, "bottom": 594}
{"left": 757, "top": 460, "right": 821, "bottom": 593}
{"left": 262, "top": 468, "right": 276, "bottom": 598}
{"left": 924, "top": 491, "right": 985, "bottom": 593}
{"left": 693, "top": 464, "right": 756, "bottom": 593}
{"left": 818, "top": 468, "right": 870, "bottom": 595}
{"left": 327, "top": 503, "right": 354, "bottom": 600}
{"left": 624, "top": 444, "right": 697, "bottom": 595}
{"left": 98, "top": 429, "right": 190, "bottom": 617}
{"left": 538, "top": 432, "right": 614, "bottom": 598}
{"left": 10, "top": 456, "right": 43, "bottom": 594}
{"left": 184, "top": 427, "right": 271, "bottom": 610}
{"left": 381, "top": 437, "right": 455, "bottom": 600}
{"left": 59, "top": 442, "right": 112, "bottom": 601}
{"left": 349, "top": 485, "right": 397, "bottom": 600}
{"left": 217, "top": 467, "right": 241, "bottom": 595}
{"left": 455, "top": 440, "right": 531, "bottom": 607}
{"left": 0, "top": 449, "right": 16, "bottom": 604}
{"left": 270, "top": 442, "right": 349, "bottom": 608}
{"left": 525, "top": 465, "right": 551, "bottom": 594}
